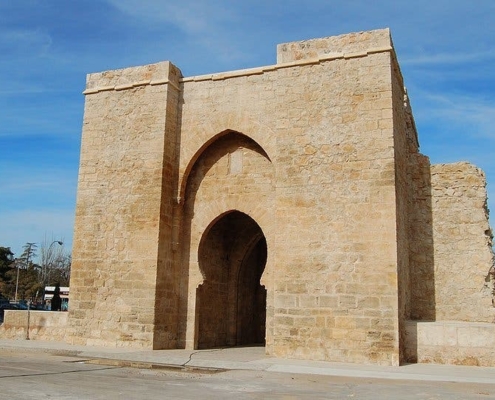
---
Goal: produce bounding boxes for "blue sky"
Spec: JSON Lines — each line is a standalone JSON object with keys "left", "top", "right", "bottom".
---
{"left": 1, "top": 0, "right": 494, "bottom": 259}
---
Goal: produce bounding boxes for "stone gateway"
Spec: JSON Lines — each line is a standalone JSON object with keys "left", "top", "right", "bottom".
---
{"left": 67, "top": 29, "right": 494, "bottom": 366}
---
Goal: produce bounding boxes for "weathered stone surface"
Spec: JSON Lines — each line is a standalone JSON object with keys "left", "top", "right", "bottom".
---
{"left": 67, "top": 61, "right": 181, "bottom": 349}
{"left": 276, "top": 28, "right": 392, "bottom": 64}
{"left": 0, "top": 310, "right": 68, "bottom": 341}
{"left": 35, "top": 29, "right": 495, "bottom": 366}
{"left": 430, "top": 162, "right": 494, "bottom": 322}
{"left": 405, "top": 321, "right": 495, "bottom": 366}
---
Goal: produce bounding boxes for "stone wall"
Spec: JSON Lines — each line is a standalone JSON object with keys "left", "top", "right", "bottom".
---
{"left": 429, "top": 162, "right": 494, "bottom": 322}
{"left": 409, "top": 154, "right": 435, "bottom": 320}
{"left": 171, "top": 28, "right": 405, "bottom": 364}
{"left": 68, "top": 61, "right": 182, "bottom": 348}
{"left": 391, "top": 57, "right": 419, "bottom": 363}
{"left": 405, "top": 320, "right": 495, "bottom": 366}
{"left": 276, "top": 29, "right": 392, "bottom": 63}
{"left": 0, "top": 310, "right": 68, "bottom": 341}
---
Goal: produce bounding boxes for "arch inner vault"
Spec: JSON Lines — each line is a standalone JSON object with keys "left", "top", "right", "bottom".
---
{"left": 196, "top": 211, "right": 267, "bottom": 349}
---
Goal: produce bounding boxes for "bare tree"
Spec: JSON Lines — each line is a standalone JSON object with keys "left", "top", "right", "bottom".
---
{"left": 39, "top": 238, "right": 68, "bottom": 288}
{"left": 49, "top": 253, "right": 71, "bottom": 287}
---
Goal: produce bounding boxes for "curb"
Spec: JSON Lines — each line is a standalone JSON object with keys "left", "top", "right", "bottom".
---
{"left": 84, "top": 358, "right": 226, "bottom": 374}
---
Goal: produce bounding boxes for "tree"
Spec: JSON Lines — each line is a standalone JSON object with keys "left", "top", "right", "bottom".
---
{"left": 0, "top": 247, "right": 14, "bottom": 276}
{"left": 6, "top": 263, "right": 43, "bottom": 301}
{"left": 39, "top": 239, "right": 70, "bottom": 287}
{"left": 0, "top": 247, "right": 14, "bottom": 297}
{"left": 0, "top": 241, "right": 71, "bottom": 302}
{"left": 0, "top": 243, "right": 40, "bottom": 301}
{"left": 19, "top": 243, "right": 37, "bottom": 270}
{"left": 48, "top": 254, "right": 71, "bottom": 287}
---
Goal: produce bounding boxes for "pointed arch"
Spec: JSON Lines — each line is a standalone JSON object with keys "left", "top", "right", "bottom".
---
{"left": 178, "top": 129, "right": 272, "bottom": 204}
{"left": 177, "top": 129, "right": 275, "bottom": 350}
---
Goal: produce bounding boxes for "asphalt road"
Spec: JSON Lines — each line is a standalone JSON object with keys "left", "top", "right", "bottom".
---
{"left": 1, "top": 349, "right": 495, "bottom": 399}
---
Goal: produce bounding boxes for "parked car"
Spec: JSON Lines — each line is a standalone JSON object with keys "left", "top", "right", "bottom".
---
{"left": 8, "top": 302, "right": 28, "bottom": 310}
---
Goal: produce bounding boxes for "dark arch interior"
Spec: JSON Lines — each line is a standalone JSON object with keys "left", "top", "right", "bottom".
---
{"left": 197, "top": 211, "right": 267, "bottom": 349}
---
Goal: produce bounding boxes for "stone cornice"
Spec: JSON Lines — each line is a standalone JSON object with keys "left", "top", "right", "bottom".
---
{"left": 83, "top": 77, "right": 181, "bottom": 95}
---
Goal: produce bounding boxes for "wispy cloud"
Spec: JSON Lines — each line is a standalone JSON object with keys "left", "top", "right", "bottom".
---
{"left": 0, "top": 28, "right": 53, "bottom": 59}
{"left": 2, "top": 173, "right": 75, "bottom": 194}
{"left": 0, "top": 95, "right": 83, "bottom": 138}
{"left": 104, "top": 0, "right": 248, "bottom": 65}
{"left": 403, "top": 49, "right": 495, "bottom": 66}
{"left": 106, "top": 0, "right": 236, "bottom": 33}
{"left": 0, "top": 166, "right": 77, "bottom": 218}
{"left": 0, "top": 86, "right": 48, "bottom": 95}
{"left": 414, "top": 90, "right": 495, "bottom": 140}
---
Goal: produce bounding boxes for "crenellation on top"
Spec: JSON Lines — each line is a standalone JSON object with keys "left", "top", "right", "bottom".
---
{"left": 84, "top": 45, "right": 394, "bottom": 94}
{"left": 277, "top": 28, "right": 392, "bottom": 64}
{"left": 84, "top": 61, "right": 181, "bottom": 93}
{"left": 83, "top": 29, "right": 395, "bottom": 94}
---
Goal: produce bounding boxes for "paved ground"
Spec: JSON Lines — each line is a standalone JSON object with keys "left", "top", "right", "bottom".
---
{"left": 2, "top": 349, "right": 495, "bottom": 399}
{"left": 1, "top": 340, "right": 495, "bottom": 399}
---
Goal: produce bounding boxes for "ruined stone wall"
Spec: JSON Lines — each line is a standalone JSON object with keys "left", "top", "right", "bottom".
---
{"left": 430, "top": 162, "right": 494, "bottom": 322}
{"left": 68, "top": 62, "right": 181, "bottom": 348}
{"left": 409, "top": 161, "right": 494, "bottom": 323}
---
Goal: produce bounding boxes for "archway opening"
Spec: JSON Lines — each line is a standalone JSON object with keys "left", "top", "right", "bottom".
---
{"left": 196, "top": 211, "right": 267, "bottom": 349}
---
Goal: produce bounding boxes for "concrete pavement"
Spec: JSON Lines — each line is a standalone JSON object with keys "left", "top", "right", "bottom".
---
{"left": 1, "top": 339, "right": 495, "bottom": 385}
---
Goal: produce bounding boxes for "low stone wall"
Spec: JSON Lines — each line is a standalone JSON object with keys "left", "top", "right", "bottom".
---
{"left": 0, "top": 310, "right": 68, "bottom": 341}
{"left": 405, "top": 320, "right": 495, "bottom": 366}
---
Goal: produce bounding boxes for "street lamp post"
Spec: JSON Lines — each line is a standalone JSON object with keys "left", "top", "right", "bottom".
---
{"left": 14, "top": 259, "right": 20, "bottom": 303}
{"left": 26, "top": 300, "right": 31, "bottom": 340}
